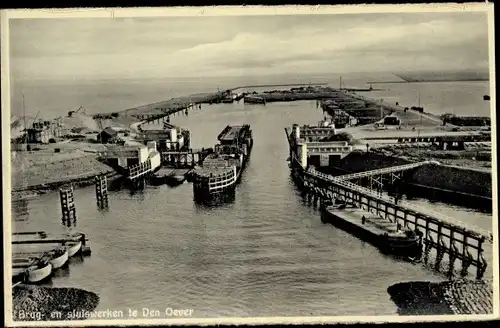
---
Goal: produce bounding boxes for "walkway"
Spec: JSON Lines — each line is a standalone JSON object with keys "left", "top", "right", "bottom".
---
{"left": 306, "top": 167, "right": 493, "bottom": 242}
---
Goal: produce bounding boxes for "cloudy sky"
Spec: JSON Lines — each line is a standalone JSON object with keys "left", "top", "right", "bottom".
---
{"left": 9, "top": 11, "right": 490, "bottom": 81}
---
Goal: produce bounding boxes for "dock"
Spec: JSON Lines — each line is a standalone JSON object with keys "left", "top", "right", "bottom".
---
{"left": 11, "top": 231, "right": 91, "bottom": 285}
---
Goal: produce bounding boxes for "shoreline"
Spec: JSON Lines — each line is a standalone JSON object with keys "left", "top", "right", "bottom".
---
{"left": 10, "top": 85, "right": 489, "bottom": 194}
{"left": 387, "top": 279, "right": 493, "bottom": 315}
{"left": 12, "top": 285, "right": 100, "bottom": 321}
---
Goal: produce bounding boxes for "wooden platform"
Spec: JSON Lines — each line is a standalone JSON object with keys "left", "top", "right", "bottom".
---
{"left": 326, "top": 206, "right": 401, "bottom": 237}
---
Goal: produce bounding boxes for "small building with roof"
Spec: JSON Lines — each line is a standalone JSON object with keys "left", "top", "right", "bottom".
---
{"left": 97, "top": 127, "right": 119, "bottom": 144}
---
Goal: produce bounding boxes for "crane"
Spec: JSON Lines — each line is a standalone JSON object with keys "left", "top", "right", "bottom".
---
{"left": 68, "top": 106, "right": 86, "bottom": 117}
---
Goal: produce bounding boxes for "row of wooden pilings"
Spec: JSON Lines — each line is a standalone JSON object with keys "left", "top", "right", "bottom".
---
{"left": 298, "top": 170, "right": 489, "bottom": 280}
{"left": 58, "top": 175, "right": 110, "bottom": 227}
{"left": 136, "top": 102, "right": 203, "bottom": 123}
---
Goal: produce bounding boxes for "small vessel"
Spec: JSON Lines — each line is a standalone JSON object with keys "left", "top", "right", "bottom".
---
{"left": 65, "top": 240, "right": 82, "bottom": 257}
{"left": 62, "top": 233, "right": 84, "bottom": 257}
{"left": 47, "top": 247, "right": 69, "bottom": 269}
{"left": 26, "top": 263, "right": 52, "bottom": 283}
{"left": 192, "top": 125, "right": 253, "bottom": 203}
{"left": 163, "top": 174, "right": 186, "bottom": 187}
{"left": 14, "top": 255, "right": 54, "bottom": 283}
{"left": 320, "top": 200, "right": 422, "bottom": 258}
{"left": 483, "top": 95, "right": 490, "bottom": 101}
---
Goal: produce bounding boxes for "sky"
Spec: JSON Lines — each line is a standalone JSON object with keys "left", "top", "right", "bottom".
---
{"left": 9, "top": 11, "right": 490, "bottom": 81}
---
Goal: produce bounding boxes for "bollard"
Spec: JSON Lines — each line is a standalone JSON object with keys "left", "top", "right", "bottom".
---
{"left": 60, "top": 187, "right": 76, "bottom": 228}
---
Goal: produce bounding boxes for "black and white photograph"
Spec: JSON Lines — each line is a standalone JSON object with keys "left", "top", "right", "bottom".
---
{"left": 2, "top": 4, "right": 497, "bottom": 325}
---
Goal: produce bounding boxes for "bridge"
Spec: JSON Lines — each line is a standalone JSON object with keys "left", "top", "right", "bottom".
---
{"left": 299, "top": 166, "right": 491, "bottom": 279}
{"left": 160, "top": 149, "right": 209, "bottom": 168}
{"left": 325, "top": 161, "right": 435, "bottom": 182}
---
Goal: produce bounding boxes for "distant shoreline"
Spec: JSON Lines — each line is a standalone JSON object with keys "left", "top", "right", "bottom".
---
{"left": 367, "top": 78, "right": 489, "bottom": 84}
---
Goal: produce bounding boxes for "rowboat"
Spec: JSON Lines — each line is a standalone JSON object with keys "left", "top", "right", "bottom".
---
{"left": 26, "top": 262, "right": 52, "bottom": 283}
{"left": 47, "top": 247, "right": 69, "bottom": 269}
{"left": 61, "top": 232, "right": 84, "bottom": 257}
{"left": 65, "top": 240, "right": 82, "bottom": 257}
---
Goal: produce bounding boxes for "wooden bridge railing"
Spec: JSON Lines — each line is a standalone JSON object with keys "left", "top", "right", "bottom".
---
{"left": 128, "top": 159, "right": 152, "bottom": 180}
{"left": 303, "top": 169, "right": 490, "bottom": 279}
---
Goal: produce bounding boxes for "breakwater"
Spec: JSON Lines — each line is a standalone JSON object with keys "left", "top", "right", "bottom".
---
{"left": 387, "top": 279, "right": 493, "bottom": 315}
{"left": 245, "top": 89, "right": 341, "bottom": 103}
{"left": 13, "top": 285, "right": 100, "bottom": 321}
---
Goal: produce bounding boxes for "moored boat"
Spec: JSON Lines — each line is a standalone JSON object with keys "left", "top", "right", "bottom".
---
{"left": 65, "top": 241, "right": 82, "bottom": 257}
{"left": 47, "top": 247, "right": 69, "bottom": 269}
{"left": 62, "top": 232, "right": 84, "bottom": 257}
{"left": 192, "top": 124, "right": 253, "bottom": 203}
{"left": 320, "top": 200, "right": 422, "bottom": 259}
{"left": 25, "top": 257, "right": 53, "bottom": 283}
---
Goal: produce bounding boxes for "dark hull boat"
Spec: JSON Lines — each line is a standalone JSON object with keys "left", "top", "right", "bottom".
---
{"left": 192, "top": 125, "right": 253, "bottom": 204}
{"left": 320, "top": 201, "right": 422, "bottom": 259}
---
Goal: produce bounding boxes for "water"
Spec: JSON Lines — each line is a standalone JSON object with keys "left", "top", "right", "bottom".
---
{"left": 10, "top": 73, "right": 491, "bottom": 119}
{"left": 11, "top": 96, "right": 493, "bottom": 318}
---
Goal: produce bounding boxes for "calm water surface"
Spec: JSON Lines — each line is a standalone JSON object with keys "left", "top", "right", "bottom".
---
{"left": 12, "top": 99, "right": 492, "bottom": 318}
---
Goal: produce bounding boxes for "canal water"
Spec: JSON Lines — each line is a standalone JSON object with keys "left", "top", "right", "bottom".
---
{"left": 12, "top": 99, "right": 493, "bottom": 318}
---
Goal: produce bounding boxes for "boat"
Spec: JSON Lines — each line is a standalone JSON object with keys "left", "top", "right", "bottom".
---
{"left": 165, "top": 174, "right": 186, "bottom": 186}
{"left": 320, "top": 200, "right": 422, "bottom": 259}
{"left": 483, "top": 95, "right": 490, "bottom": 101}
{"left": 26, "top": 261, "right": 52, "bottom": 283}
{"left": 65, "top": 240, "right": 82, "bottom": 257}
{"left": 47, "top": 247, "right": 69, "bottom": 269}
{"left": 15, "top": 255, "right": 54, "bottom": 283}
{"left": 62, "top": 232, "right": 84, "bottom": 257}
{"left": 192, "top": 125, "right": 253, "bottom": 203}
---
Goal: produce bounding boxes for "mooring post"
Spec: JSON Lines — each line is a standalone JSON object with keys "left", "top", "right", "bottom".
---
{"left": 448, "top": 230, "right": 458, "bottom": 279}
{"left": 60, "top": 187, "right": 76, "bottom": 228}
{"left": 95, "top": 175, "right": 109, "bottom": 210}
{"left": 476, "top": 236, "right": 487, "bottom": 280}
{"left": 403, "top": 211, "right": 408, "bottom": 228}
{"left": 435, "top": 223, "right": 445, "bottom": 271}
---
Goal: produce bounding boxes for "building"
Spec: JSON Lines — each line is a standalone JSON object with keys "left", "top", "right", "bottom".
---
{"left": 26, "top": 122, "right": 53, "bottom": 144}
{"left": 97, "top": 127, "right": 119, "bottom": 144}
{"left": 103, "top": 145, "right": 150, "bottom": 168}
{"left": 135, "top": 124, "right": 187, "bottom": 151}
{"left": 383, "top": 115, "right": 401, "bottom": 126}
{"left": 289, "top": 122, "right": 353, "bottom": 169}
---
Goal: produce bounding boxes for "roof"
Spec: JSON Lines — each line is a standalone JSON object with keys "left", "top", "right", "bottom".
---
{"left": 99, "top": 127, "right": 118, "bottom": 137}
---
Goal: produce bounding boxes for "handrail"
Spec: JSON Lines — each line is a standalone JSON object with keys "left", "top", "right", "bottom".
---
{"left": 332, "top": 161, "right": 431, "bottom": 181}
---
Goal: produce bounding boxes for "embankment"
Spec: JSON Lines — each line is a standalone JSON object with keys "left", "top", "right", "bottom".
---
{"left": 12, "top": 153, "right": 116, "bottom": 193}
{"left": 387, "top": 279, "right": 493, "bottom": 315}
{"left": 12, "top": 285, "right": 100, "bottom": 321}
{"left": 248, "top": 90, "right": 340, "bottom": 102}
{"left": 409, "top": 164, "right": 492, "bottom": 198}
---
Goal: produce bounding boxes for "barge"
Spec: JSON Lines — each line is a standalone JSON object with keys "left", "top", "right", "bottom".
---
{"left": 320, "top": 200, "right": 422, "bottom": 259}
{"left": 192, "top": 124, "right": 253, "bottom": 203}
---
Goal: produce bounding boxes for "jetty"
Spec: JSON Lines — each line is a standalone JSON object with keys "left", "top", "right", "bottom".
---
{"left": 285, "top": 118, "right": 491, "bottom": 279}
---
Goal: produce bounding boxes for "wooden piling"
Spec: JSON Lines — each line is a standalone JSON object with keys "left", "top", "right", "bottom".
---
{"left": 60, "top": 187, "right": 76, "bottom": 227}
{"left": 95, "top": 175, "right": 109, "bottom": 209}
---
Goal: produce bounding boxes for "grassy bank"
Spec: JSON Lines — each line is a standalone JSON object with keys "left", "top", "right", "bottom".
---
{"left": 12, "top": 285, "right": 100, "bottom": 321}
{"left": 11, "top": 142, "right": 115, "bottom": 192}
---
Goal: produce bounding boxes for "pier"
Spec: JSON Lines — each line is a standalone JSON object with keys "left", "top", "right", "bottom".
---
{"left": 285, "top": 116, "right": 492, "bottom": 279}
{"left": 300, "top": 167, "right": 489, "bottom": 279}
